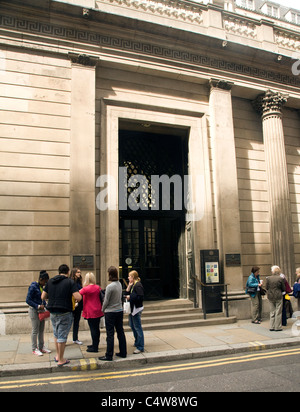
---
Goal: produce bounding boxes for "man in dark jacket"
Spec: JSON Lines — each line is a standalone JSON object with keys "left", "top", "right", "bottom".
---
{"left": 42, "top": 264, "right": 82, "bottom": 366}
{"left": 266, "top": 265, "right": 286, "bottom": 331}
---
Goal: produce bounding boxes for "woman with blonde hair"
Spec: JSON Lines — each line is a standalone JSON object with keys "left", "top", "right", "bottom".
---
{"left": 79, "top": 272, "right": 104, "bottom": 352}
{"left": 125, "top": 270, "right": 145, "bottom": 354}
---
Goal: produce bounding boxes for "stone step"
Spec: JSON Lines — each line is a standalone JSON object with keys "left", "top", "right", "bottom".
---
{"left": 0, "top": 302, "right": 28, "bottom": 314}
{"left": 123, "top": 299, "right": 236, "bottom": 330}
{"left": 143, "top": 299, "right": 194, "bottom": 311}
{"left": 123, "top": 316, "right": 237, "bottom": 331}
{"left": 141, "top": 308, "right": 203, "bottom": 320}
{"left": 0, "top": 299, "right": 237, "bottom": 334}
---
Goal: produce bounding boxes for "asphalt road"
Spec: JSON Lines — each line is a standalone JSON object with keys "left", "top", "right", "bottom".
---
{"left": 0, "top": 347, "right": 300, "bottom": 394}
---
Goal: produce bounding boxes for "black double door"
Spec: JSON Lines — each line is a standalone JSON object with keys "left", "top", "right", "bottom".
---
{"left": 119, "top": 217, "right": 181, "bottom": 299}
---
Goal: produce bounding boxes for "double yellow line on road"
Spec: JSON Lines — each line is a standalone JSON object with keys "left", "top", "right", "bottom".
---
{"left": 1, "top": 347, "right": 300, "bottom": 390}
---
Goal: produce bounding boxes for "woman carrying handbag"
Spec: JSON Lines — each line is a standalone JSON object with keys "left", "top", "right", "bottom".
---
{"left": 125, "top": 270, "right": 145, "bottom": 354}
{"left": 246, "top": 266, "right": 263, "bottom": 324}
{"left": 26, "top": 270, "right": 52, "bottom": 356}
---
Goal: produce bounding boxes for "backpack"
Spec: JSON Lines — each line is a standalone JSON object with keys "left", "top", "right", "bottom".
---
{"left": 293, "top": 283, "right": 300, "bottom": 299}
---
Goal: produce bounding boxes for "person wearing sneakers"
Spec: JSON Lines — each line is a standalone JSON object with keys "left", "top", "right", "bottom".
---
{"left": 26, "top": 270, "right": 52, "bottom": 356}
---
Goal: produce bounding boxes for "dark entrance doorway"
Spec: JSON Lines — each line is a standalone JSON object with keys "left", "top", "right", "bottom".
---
{"left": 119, "top": 124, "right": 188, "bottom": 300}
{"left": 119, "top": 218, "right": 181, "bottom": 299}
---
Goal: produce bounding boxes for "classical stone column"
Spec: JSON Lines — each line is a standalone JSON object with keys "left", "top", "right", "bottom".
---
{"left": 209, "top": 79, "right": 243, "bottom": 291}
{"left": 253, "top": 90, "right": 295, "bottom": 281}
{"left": 68, "top": 53, "right": 98, "bottom": 271}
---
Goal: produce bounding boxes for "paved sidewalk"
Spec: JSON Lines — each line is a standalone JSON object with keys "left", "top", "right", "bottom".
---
{"left": 0, "top": 318, "right": 300, "bottom": 377}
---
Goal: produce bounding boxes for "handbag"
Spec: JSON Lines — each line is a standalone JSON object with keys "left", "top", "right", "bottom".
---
{"left": 260, "top": 287, "right": 267, "bottom": 296}
{"left": 246, "top": 287, "right": 257, "bottom": 294}
{"left": 123, "top": 301, "right": 131, "bottom": 314}
{"left": 38, "top": 310, "right": 50, "bottom": 321}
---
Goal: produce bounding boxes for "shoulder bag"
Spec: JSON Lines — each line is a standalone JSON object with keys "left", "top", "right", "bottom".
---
{"left": 38, "top": 310, "right": 50, "bottom": 321}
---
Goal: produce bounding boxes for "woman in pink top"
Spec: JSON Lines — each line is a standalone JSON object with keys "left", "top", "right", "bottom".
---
{"left": 79, "top": 272, "right": 104, "bottom": 353}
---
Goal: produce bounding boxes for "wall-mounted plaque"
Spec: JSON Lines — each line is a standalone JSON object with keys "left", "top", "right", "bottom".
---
{"left": 225, "top": 254, "right": 241, "bottom": 267}
{"left": 73, "top": 255, "right": 94, "bottom": 269}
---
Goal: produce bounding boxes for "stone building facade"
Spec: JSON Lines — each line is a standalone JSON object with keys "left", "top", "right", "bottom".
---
{"left": 0, "top": 0, "right": 299, "bottom": 318}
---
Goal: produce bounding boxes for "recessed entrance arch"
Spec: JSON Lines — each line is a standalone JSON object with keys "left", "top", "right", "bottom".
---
{"left": 99, "top": 104, "right": 214, "bottom": 304}
{"left": 118, "top": 124, "right": 188, "bottom": 299}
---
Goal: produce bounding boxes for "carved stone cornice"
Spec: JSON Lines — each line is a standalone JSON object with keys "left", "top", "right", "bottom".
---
{"left": 96, "top": 0, "right": 203, "bottom": 24}
{"left": 274, "top": 29, "right": 300, "bottom": 52}
{"left": 68, "top": 52, "right": 99, "bottom": 67}
{"left": 224, "top": 16, "right": 257, "bottom": 39}
{"left": 252, "top": 90, "right": 288, "bottom": 118}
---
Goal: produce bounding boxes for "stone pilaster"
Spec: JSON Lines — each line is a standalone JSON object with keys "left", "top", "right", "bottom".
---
{"left": 253, "top": 90, "right": 295, "bottom": 281}
{"left": 68, "top": 53, "right": 98, "bottom": 271}
{"left": 209, "top": 78, "right": 243, "bottom": 291}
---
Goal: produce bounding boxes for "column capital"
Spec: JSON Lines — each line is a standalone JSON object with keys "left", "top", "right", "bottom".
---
{"left": 253, "top": 89, "right": 288, "bottom": 118}
{"left": 68, "top": 52, "right": 99, "bottom": 67}
{"left": 209, "top": 78, "right": 234, "bottom": 91}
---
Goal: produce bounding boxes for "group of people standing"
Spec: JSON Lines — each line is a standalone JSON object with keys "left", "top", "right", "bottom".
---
{"left": 246, "top": 265, "right": 300, "bottom": 331}
{"left": 26, "top": 264, "right": 145, "bottom": 366}
{"left": 26, "top": 261, "right": 300, "bottom": 366}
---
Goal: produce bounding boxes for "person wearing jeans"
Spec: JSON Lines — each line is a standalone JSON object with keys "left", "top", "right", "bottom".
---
{"left": 125, "top": 270, "right": 144, "bottom": 354}
{"left": 99, "top": 266, "right": 127, "bottom": 361}
{"left": 128, "top": 311, "right": 144, "bottom": 353}
{"left": 26, "top": 270, "right": 51, "bottom": 356}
